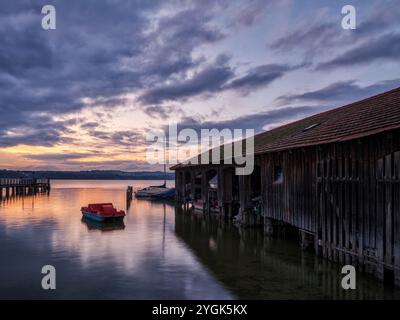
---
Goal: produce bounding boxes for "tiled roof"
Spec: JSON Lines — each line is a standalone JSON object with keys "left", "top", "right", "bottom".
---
{"left": 254, "top": 86, "right": 400, "bottom": 154}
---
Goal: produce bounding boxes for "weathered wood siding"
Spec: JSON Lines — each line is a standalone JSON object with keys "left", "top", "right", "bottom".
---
{"left": 317, "top": 129, "right": 400, "bottom": 275}
{"left": 260, "top": 128, "right": 400, "bottom": 276}
{"left": 174, "top": 128, "right": 400, "bottom": 282}
{"left": 260, "top": 148, "right": 317, "bottom": 233}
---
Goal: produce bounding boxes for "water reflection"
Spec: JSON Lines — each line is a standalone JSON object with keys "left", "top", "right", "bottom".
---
{"left": 0, "top": 180, "right": 232, "bottom": 299}
{"left": 81, "top": 217, "right": 126, "bottom": 232}
{"left": 175, "top": 207, "right": 400, "bottom": 299}
{"left": 1, "top": 180, "right": 400, "bottom": 299}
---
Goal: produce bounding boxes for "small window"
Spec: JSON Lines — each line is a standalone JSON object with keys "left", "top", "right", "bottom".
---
{"left": 273, "top": 166, "right": 283, "bottom": 184}
{"left": 302, "top": 122, "right": 320, "bottom": 132}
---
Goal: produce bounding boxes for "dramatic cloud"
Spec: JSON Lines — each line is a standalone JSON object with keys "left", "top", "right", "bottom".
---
{"left": 225, "top": 0, "right": 270, "bottom": 27}
{"left": 317, "top": 33, "right": 400, "bottom": 70}
{"left": 0, "top": 0, "right": 228, "bottom": 147}
{"left": 144, "top": 105, "right": 183, "bottom": 119}
{"left": 80, "top": 122, "right": 99, "bottom": 130}
{"left": 277, "top": 79, "right": 400, "bottom": 105}
{"left": 25, "top": 153, "right": 96, "bottom": 161}
{"left": 1, "top": 1, "right": 399, "bottom": 170}
{"left": 271, "top": 3, "right": 400, "bottom": 63}
{"left": 0, "top": 113, "right": 75, "bottom": 147}
{"left": 224, "top": 64, "right": 293, "bottom": 94}
{"left": 139, "top": 60, "right": 297, "bottom": 105}
{"left": 138, "top": 54, "right": 234, "bottom": 105}
{"left": 175, "top": 105, "right": 327, "bottom": 135}
{"left": 271, "top": 21, "right": 339, "bottom": 56}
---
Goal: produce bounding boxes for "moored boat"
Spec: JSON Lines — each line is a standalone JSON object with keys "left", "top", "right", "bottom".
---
{"left": 81, "top": 216, "right": 125, "bottom": 231}
{"left": 134, "top": 138, "right": 175, "bottom": 200}
{"left": 81, "top": 203, "right": 125, "bottom": 222}
{"left": 192, "top": 200, "right": 206, "bottom": 211}
{"left": 135, "top": 184, "right": 175, "bottom": 199}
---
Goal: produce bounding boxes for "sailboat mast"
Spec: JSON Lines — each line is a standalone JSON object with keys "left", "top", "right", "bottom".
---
{"left": 163, "top": 135, "right": 166, "bottom": 187}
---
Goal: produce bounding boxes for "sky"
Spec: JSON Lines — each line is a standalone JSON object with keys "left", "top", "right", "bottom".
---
{"left": 0, "top": 0, "right": 400, "bottom": 171}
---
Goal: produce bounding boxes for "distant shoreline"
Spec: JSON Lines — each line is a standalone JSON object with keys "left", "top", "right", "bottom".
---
{"left": 0, "top": 170, "right": 175, "bottom": 180}
{"left": 48, "top": 178, "right": 175, "bottom": 180}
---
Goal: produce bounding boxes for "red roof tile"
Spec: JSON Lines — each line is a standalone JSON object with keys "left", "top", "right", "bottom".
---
{"left": 254, "top": 86, "right": 400, "bottom": 154}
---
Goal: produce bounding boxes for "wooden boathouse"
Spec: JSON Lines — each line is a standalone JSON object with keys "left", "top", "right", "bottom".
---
{"left": 0, "top": 178, "right": 50, "bottom": 198}
{"left": 171, "top": 87, "right": 400, "bottom": 285}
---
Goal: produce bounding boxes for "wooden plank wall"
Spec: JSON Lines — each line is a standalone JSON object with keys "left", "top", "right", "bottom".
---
{"left": 262, "top": 148, "right": 317, "bottom": 233}
{"left": 317, "top": 131, "right": 400, "bottom": 274}
{"left": 261, "top": 129, "right": 400, "bottom": 277}
{"left": 174, "top": 129, "right": 400, "bottom": 282}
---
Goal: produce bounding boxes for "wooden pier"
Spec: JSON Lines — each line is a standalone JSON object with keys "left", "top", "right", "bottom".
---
{"left": 172, "top": 87, "right": 400, "bottom": 286}
{"left": 0, "top": 178, "right": 50, "bottom": 199}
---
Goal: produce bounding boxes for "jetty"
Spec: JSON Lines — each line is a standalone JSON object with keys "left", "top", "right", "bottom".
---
{"left": 0, "top": 178, "right": 50, "bottom": 198}
{"left": 171, "top": 87, "right": 400, "bottom": 286}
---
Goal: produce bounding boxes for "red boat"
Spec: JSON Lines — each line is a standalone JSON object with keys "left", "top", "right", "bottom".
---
{"left": 81, "top": 203, "right": 125, "bottom": 222}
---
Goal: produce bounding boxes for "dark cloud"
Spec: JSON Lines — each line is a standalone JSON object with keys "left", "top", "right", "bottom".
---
{"left": 80, "top": 122, "right": 99, "bottom": 129}
{"left": 1, "top": 0, "right": 399, "bottom": 171}
{"left": 226, "top": 0, "right": 270, "bottom": 27}
{"left": 25, "top": 153, "right": 95, "bottom": 161}
{"left": 139, "top": 59, "right": 297, "bottom": 105}
{"left": 0, "top": 113, "right": 75, "bottom": 147}
{"left": 271, "top": 4, "right": 400, "bottom": 61}
{"left": 277, "top": 79, "right": 400, "bottom": 105}
{"left": 175, "top": 105, "right": 327, "bottom": 135}
{"left": 271, "top": 21, "right": 339, "bottom": 56}
{"left": 138, "top": 54, "right": 234, "bottom": 105}
{"left": 83, "top": 128, "right": 148, "bottom": 151}
{"left": 224, "top": 64, "right": 296, "bottom": 94}
{"left": 144, "top": 105, "right": 183, "bottom": 119}
{"left": 0, "top": 0, "right": 228, "bottom": 147}
{"left": 317, "top": 33, "right": 400, "bottom": 70}
{"left": 60, "top": 159, "right": 164, "bottom": 172}
{"left": 110, "top": 130, "right": 146, "bottom": 147}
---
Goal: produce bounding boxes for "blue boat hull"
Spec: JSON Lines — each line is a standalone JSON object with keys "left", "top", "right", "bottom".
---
{"left": 81, "top": 210, "right": 124, "bottom": 222}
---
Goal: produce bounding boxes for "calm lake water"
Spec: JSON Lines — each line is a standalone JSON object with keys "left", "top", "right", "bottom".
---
{"left": 0, "top": 180, "right": 399, "bottom": 299}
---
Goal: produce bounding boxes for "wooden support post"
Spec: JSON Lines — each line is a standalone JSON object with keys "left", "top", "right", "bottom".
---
{"left": 300, "top": 230, "right": 315, "bottom": 251}
{"left": 239, "top": 174, "right": 252, "bottom": 224}
{"left": 217, "top": 167, "right": 224, "bottom": 214}
{"left": 199, "top": 170, "right": 207, "bottom": 214}
{"left": 264, "top": 217, "right": 275, "bottom": 236}
{"left": 239, "top": 175, "right": 245, "bottom": 217}
{"left": 179, "top": 171, "right": 184, "bottom": 203}
{"left": 175, "top": 171, "right": 180, "bottom": 202}
{"left": 190, "top": 170, "right": 195, "bottom": 201}
{"left": 227, "top": 203, "right": 232, "bottom": 217}
{"left": 201, "top": 169, "right": 207, "bottom": 202}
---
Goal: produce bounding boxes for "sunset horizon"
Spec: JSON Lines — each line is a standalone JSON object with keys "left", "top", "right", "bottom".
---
{"left": 2, "top": 1, "right": 399, "bottom": 171}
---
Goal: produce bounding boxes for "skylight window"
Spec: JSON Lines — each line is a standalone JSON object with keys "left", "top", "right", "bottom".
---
{"left": 302, "top": 122, "right": 320, "bottom": 132}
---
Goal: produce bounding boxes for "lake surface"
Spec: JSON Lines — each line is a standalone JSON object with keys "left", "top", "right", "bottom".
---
{"left": 0, "top": 180, "right": 399, "bottom": 299}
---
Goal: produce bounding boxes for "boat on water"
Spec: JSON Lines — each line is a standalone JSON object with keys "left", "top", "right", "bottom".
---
{"left": 192, "top": 200, "right": 206, "bottom": 211}
{"left": 81, "top": 203, "right": 125, "bottom": 222}
{"left": 135, "top": 182, "right": 175, "bottom": 199}
{"left": 134, "top": 139, "right": 175, "bottom": 199}
{"left": 192, "top": 175, "right": 219, "bottom": 212}
{"left": 81, "top": 216, "right": 125, "bottom": 231}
